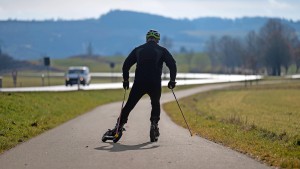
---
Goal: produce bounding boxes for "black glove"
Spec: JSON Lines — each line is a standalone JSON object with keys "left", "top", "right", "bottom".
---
{"left": 123, "top": 81, "right": 129, "bottom": 90}
{"left": 168, "top": 81, "right": 176, "bottom": 89}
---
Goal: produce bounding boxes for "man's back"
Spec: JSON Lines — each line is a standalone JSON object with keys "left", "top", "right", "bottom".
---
{"left": 122, "top": 41, "right": 176, "bottom": 83}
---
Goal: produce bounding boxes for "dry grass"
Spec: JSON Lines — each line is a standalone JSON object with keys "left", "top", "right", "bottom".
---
{"left": 164, "top": 81, "right": 300, "bottom": 168}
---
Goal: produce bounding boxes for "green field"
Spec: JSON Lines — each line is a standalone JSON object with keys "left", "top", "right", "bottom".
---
{"left": 164, "top": 81, "right": 300, "bottom": 168}
{"left": 1, "top": 75, "right": 125, "bottom": 88}
{"left": 51, "top": 53, "right": 211, "bottom": 73}
{"left": 51, "top": 55, "right": 125, "bottom": 72}
{"left": 1, "top": 75, "right": 64, "bottom": 88}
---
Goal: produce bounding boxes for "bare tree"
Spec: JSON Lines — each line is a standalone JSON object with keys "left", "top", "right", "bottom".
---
{"left": 259, "top": 19, "right": 296, "bottom": 76}
{"left": 218, "top": 36, "right": 243, "bottom": 73}
{"left": 288, "top": 31, "right": 300, "bottom": 74}
{"left": 294, "top": 43, "right": 300, "bottom": 73}
{"left": 244, "top": 31, "right": 262, "bottom": 74}
{"left": 186, "top": 50, "right": 194, "bottom": 72}
{"left": 205, "top": 36, "right": 220, "bottom": 72}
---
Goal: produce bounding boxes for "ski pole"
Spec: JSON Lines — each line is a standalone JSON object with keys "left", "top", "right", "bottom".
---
{"left": 171, "top": 89, "right": 193, "bottom": 137}
{"left": 115, "top": 89, "right": 126, "bottom": 138}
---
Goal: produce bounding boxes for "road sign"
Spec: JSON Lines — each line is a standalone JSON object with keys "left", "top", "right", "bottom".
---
{"left": 44, "top": 57, "right": 50, "bottom": 66}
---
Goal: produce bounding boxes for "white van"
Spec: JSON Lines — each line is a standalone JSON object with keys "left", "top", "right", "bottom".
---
{"left": 65, "top": 66, "right": 91, "bottom": 86}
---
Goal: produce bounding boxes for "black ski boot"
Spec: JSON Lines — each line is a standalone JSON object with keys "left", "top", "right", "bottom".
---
{"left": 150, "top": 122, "right": 160, "bottom": 142}
{"left": 102, "top": 123, "right": 125, "bottom": 143}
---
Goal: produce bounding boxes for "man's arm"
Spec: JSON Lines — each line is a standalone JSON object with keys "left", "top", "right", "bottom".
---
{"left": 164, "top": 49, "right": 177, "bottom": 81}
{"left": 122, "top": 48, "right": 137, "bottom": 81}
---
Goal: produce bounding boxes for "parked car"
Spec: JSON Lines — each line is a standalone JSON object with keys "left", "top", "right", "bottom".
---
{"left": 65, "top": 66, "right": 91, "bottom": 86}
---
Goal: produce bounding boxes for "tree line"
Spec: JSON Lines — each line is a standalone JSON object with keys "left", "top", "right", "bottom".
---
{"left": 205, "top": 19, "right": 300, "bottom": 76}
{"left": 0, "top": 52, "right": 43, "bottom": 74}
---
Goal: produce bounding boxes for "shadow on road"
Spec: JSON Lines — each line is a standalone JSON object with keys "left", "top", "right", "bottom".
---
{"left": 94, "top": 142, "right": 159, "bottom": 152}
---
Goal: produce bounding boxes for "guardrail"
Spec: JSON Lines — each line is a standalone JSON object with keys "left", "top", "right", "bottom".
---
{"left": 0, "top": 74, "right": 263, "bottom": 92}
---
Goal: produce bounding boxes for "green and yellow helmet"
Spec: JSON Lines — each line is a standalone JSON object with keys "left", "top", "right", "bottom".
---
{"left": 146, "top": 29, "right": 160, "bottom": 40}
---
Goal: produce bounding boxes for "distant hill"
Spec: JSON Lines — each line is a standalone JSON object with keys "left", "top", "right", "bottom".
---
{"left": 0, "top": 10, "right": 299, "bottom": 60}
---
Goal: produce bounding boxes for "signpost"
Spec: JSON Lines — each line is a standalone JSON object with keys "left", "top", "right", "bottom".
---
{"left": 0, "top": 76, "right": 2, "bottom": 88}
{"left": 44, "top": 57, "right": 50, "bottom": 86}
{"left": 12, "top": 70, "right": 17, "bottom": 87}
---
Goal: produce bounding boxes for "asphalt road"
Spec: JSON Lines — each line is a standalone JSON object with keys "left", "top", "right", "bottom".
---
{"left": 0, "top": 83, "right": 271, "bottom": 169}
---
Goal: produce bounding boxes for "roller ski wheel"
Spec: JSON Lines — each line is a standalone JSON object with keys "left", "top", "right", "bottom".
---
{"left": 150, "top": 124, "right": 160, "bottom": 142}
{"left": 101, "top": 127, "right": 125, "bottom": 143}
{"left": 101, "top": 129, "right": 114, "bottom": 142}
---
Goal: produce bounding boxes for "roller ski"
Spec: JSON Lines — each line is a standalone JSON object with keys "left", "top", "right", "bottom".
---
{"left": 102, "top": 123, "right": 125, "bottom": 143}
{"left": 102, "top": 89, "right": 127, "bottom": 143}
{"left": 150, "top": 122, "right": 160, "bottom": 142}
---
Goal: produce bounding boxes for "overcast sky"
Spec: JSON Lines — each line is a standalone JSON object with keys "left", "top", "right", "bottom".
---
{"left": 0, "top": 0, "right": 299, "bottom": 21}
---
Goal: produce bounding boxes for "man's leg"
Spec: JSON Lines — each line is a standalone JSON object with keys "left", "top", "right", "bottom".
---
{"left": 119, "top": 82, "right": 145, "bottom": 124}
{"left": 102, "top": 83, "right": 145, "bottom": 143}
{"left": 148, "top": 83, "right": 162, "bottom": 123}
{"left": 148, "top": 83, "right": 161, "bottom": 142}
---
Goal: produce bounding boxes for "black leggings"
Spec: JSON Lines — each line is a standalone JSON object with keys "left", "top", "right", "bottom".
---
{"left": 119, "top": 81, "right": 161, "bottom": 124}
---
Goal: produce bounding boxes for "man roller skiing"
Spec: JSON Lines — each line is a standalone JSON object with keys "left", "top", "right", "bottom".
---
{"left": 102, "top": 29, "right": 177, "bottom": 143}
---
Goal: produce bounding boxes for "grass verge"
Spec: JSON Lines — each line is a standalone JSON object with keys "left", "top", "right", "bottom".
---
{"left": 0, "top": 89, "right": 124, "bottom": 154}
{"left": 164, "top": 81, "right": 300, "bottom": 168}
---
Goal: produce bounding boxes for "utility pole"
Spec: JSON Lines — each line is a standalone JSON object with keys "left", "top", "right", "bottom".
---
{"left": 110, "top": 62, "right": 115, "bottom": 82}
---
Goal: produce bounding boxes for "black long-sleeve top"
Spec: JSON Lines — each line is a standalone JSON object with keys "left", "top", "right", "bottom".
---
{"left": 122, "top": 41, "right": 177, "bottom": 83}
